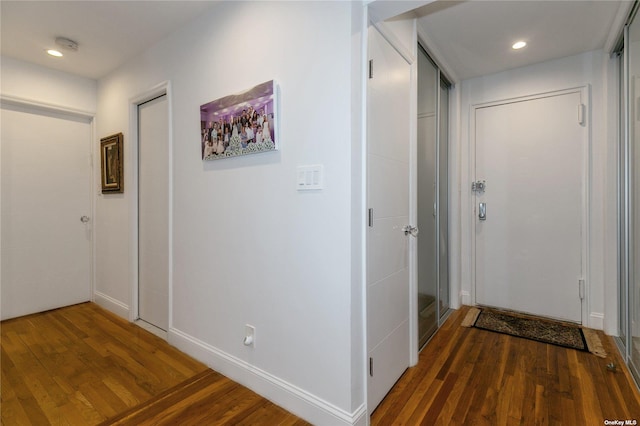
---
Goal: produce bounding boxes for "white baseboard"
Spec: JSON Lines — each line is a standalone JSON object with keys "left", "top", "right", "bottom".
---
{"left": 460, "top": 290, "right": 471, "bottom": 306}
{"left": 589, "top": 312, "right": 604, "bottom": 330}
{"left": 351, "top": 404, "right": 368, "bottom": 426}
{"left": 169, "top": 327, "right": 364, "bottom": 426}
{"left": 94, "top": 291, "right": 129, "bottom": 319}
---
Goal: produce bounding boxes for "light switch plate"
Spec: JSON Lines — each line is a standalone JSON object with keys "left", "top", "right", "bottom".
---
{"left": 296, "top": 165, "right": 324, "bottom": 190}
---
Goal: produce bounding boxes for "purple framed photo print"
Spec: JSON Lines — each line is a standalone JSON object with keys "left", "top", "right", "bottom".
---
{"left": 200, "top": 80, "right": 279, "bottom": 160}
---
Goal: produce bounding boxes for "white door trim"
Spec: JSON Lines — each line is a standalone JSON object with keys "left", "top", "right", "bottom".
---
{"left": 469, "top": 85, "right": 590, "bottom": 325}
{"left": 0, "top": 94, "right": 95, "bottom": 120}
{"left": 128, "top": 81, "right": 173, "bottom": 333}
{"left": 369, "top": 18, "right": 416, "bottom": 65}
{"left": 0, "top": 95, "right": 96, "bottom": 307}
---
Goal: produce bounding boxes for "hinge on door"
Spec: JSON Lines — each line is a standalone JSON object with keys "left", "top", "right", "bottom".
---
{"left": 368, "top": 208, "right": 374, "bottom": 227}
{"left": 579, "top": 279, "right": 585, "bottom": 300}
{"left": 369, "top": 60, "right": 373, "bottom": 79}
{"left": 369, "top": 357, "right": 374, "bottom": 376}
{"left": 578, "top": 103, "right": 586, "bottom": 126}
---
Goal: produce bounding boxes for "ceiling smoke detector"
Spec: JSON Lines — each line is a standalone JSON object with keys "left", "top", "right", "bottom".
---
{"left": 55, "top": 37, "right": 79, "bottom": 52}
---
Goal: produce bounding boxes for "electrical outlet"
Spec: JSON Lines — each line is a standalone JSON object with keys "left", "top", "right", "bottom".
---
{"left": 244, "top": 324, "right": 255, "bottom": 347}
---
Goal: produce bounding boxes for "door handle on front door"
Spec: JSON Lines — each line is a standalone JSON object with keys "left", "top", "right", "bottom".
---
{"left": 479, "top": 203, "right": 486, "bottom": 221}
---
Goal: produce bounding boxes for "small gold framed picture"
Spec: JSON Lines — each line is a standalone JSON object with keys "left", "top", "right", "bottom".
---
{"left": 100, "top": 133, "right": 124, "bottom": 193}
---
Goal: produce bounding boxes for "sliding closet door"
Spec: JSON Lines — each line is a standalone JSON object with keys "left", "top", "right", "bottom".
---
{"left": 629, "top": 13, "right": 640, "bottom": 381}
{"left": 620, "top": 40, "right": 628, "bottom": 355}
{"left": 438, "top": 80, "right": 449, "bottom": 316}
{"left": 416, "top": 45, "right": 450, "bottom": 348}
{"left": 417, "top": 46, "right": 438, "bottom": 347}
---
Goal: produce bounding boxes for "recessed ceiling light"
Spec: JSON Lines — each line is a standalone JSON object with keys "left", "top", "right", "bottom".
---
{"left": 512, "top": 41, "right": 527, "bottom": 50}
{"left": 46, "top": 49, "right": 63, "bottom": 57}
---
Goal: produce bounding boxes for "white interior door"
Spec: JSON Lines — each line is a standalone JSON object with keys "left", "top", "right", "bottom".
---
{"left": 367, "top": 26, "right": 412, "bottom": 411}
{"left": 138, "top": 95, "right": 169, "bottom": 331}
{"left": 475, "top": 91, "right": 585, "bottom": 323}
{"left": 1, "top": 106, "right": 92, "bottom": 320}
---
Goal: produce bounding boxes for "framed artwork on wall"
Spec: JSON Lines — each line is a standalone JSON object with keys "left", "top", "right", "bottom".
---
{"left": 200, "top": 80, "right": 279, "bottom": 160}
{"left": 100, "top": 132, "right": 124, "bottom": 193}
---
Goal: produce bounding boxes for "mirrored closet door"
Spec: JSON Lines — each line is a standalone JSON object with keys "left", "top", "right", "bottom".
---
{"left": 619, "top": 1, "right": 640, "bottom": 386}
{"left": 417, "top": 44, "right": 450, "bottom": 348}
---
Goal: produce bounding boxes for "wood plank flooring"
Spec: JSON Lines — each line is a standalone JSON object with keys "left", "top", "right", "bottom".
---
{"left": 101, "top": 369, "right": 305, "bottom": 426}
{"left": 4, "top": 302, "right": 640, "bottom": 425}
{"left": 372, "top": 305, "right": 640, "bottom": 425}
{"left": 1, "top": 303, "right": 307, "bottom": 425}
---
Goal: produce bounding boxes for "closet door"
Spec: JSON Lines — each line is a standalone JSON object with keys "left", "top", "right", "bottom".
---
{"left": 438, "top": 79, "right": 449, "bottom": 317}
{"left": 138, "top": 95, "right": 169, "bottom": 331}
{"left": 367, "top": 25, "right": 412, "bottom": 412}
{"left": 417, "top": 46, "right": 438, "bottom": 347}
{"left": 628, "top": 15, "right": 640, "bottom": 380}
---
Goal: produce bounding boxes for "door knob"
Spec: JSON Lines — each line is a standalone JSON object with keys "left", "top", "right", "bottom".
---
{"left": 403, "top": 225, "right": 419, "bottom": 237}
{"left": 80, "top": 216, "right": 90, "bottom": 223}
{"left": 478, "top": 203, "right": 486, "bottom": 221}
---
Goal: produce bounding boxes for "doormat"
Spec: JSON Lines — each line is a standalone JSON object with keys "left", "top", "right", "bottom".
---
{"left": 461, "top": 307, "right": 606, "bottom": 358}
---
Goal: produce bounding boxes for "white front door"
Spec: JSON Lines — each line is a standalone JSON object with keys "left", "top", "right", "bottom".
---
{"left": 474, "top": 90, "right": 585, "bottom": 323}
{"left": 367, "top": 25, "right": 412, "bottom": 411}
{"left": 138, "top": 95, "right": 169, "bottom": 331}
{"left": 1, "top": 106, "right": 92, "bottom": 320}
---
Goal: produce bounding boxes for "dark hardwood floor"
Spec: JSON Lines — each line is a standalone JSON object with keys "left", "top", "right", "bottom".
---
{"left": 372, "top": 305, "right": 640, "bottom": 425}
{"left": 3, "top": 302, "right": 639, "bottom": 425}
{"left": 1, "top": 302, "right": 307, "bottom": 425}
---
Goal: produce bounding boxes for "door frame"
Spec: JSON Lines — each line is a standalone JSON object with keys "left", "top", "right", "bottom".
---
{"left": 469, "top": 86, "right": 590, "bottom": 325}
{"left": 128, "top": 81, "right": 173, "bottom": 333}
{"left": 0, "top": 94, "right": 96, "bottom": 312}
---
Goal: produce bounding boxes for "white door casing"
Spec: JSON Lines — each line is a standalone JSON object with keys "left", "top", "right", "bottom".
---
{"left": 1, "top": 106, "right": 92, "bottom": 320}
{"left": 138, "top": 95, "right": 169, "bottom": 331}
{"left": 366, "top": 25, "right": 412, "bottom": 411}
{"left": 474, "top": 89, "right": 587, "bottom": 323}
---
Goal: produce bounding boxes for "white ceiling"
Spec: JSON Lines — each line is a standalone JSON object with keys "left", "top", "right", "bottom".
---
{"left": 0, "top": 1, "right": 216, "bottom": 80}
{"left": 414, "top": 0, "right": 631, "bottom": 81}
{"left": 0, "top": 1, "right": 633, "bottom": 82}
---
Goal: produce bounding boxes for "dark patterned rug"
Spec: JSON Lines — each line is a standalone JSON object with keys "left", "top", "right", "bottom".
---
{"left": 472, "top": 308, "right": 588, "bottom": 351}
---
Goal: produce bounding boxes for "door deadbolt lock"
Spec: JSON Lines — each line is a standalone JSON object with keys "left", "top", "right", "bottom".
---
{"left": 472, "top": 180, "right": 486, "bottom": 193}
{"left": 80, "top": 216, "right": 90, "bottom": 223}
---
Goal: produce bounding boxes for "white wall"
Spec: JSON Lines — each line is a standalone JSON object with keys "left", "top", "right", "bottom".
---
{"left": 1, "top": 56, "right": 96, "bottom": 113}
{"left": 459, "top": 50, "right": 618, "bottom": 332}
{"left": 95, "top": 2, "right": 364, "bottom": 424}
